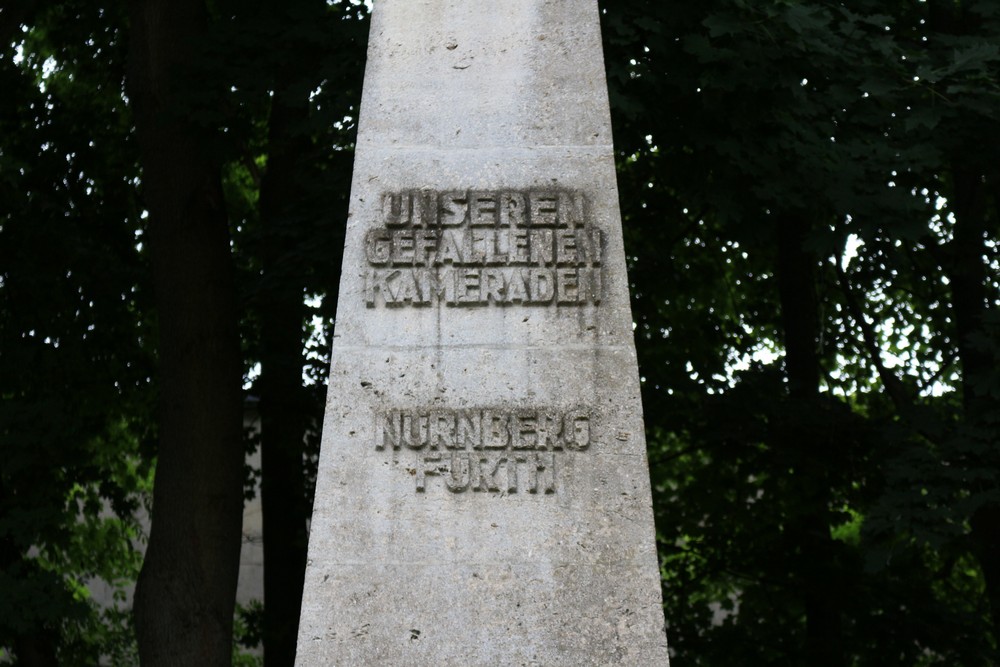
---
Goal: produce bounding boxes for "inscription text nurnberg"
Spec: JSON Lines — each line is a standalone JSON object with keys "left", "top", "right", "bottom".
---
{"left": 364, "top": 190, "right": 603, "bottom": 307}
{"left": 376, "top": 407, "right": 593, "bottom": 493}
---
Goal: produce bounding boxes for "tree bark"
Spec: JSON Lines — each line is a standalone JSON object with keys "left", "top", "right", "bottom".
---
{"left": 776, "top": 213, "right": 845, "bottom": 667}
{"left": 257, "top": 88, "right": 311, "bottom": 667}
{"left": 948, "top": 166, "right": 1000, "bottom": 648}
{"left": 127, "top": 1, "right": 245, "bottom": 665}
{"left": 927, "top": 1, "right": 1000, "bottom": 651}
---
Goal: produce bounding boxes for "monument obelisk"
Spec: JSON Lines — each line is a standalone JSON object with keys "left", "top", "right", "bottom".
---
{"left": 296, "top": 1, "right": 670, "bottom": 663}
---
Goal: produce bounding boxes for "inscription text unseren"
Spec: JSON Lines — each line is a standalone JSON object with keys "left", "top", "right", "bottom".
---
{"left": 364, "top": 190, "right": 602, "bottom": 307}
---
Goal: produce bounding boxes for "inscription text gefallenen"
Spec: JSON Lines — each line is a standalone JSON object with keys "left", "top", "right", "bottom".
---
{"left": 376, "top": 407, "right": 593, "bottom": 494}
{"left": 364, "top": 190, "right": 603, "bottom": 307}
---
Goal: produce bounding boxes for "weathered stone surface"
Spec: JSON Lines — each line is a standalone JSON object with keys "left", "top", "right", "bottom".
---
{"left": 296, "top": 1, "right": 669, "bottom": 664}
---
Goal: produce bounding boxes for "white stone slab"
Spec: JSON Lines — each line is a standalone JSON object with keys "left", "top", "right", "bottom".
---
{"left": 297, "top": 1, "right": 669, "bottom": 664}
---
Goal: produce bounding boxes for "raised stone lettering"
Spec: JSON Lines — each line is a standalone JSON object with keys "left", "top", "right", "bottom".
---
{"left": 376, "top": 407, "right": 594, "bottom": 494}
{"left": 400, "top": 412, "right": 428, "bottom": 449}
{"left": 457, "top": 270, "right": 482, "bottom": 304}
{"left": 528, "top": 229, "right": 554, "bottom": 266}
{"left": 300, "top": 3, "right": 670, "bottom": 662}
{"left": 564, "top": 410, "right": 591, "bottom": 451}
{"left": 556, "top": 268, "right": 579, "bottom": 304}
{"left": 439, "top": 191, "right": 469, "bottom": 226}
{"left": 382, "top": 192, "right": 410, "bottom": 227}
{"left": 555, "top": 229, "right": 578, "bottom": 265}
{"left": 456, "top": 410, "right": 482, "bottom": 449}
{"left": 527, "top": 269, "right": 554, "bottom": 304}
{"left": 390, "top": 230, "right": 415, "bottom": 265}
{"left": 472, "top": 455, "right": 506, "bottom": 492}
{"left": 365, "top": 229, "right": 391, "bottom": 265}
{"left": 527, "top": 452, "right": 556, "bottom": 494}
{"left": 437, "top": 229, "right": 464, "bottom": 264}
{"left": 505, "top": 270, "right": 528, "bottom": 303}
{"left": 444, "top": 452, "right": 471, "bottom": 492}
{"left": 482, "top": 409, "right": 510, "bottom": 449}
{"left": 470, "top": 191, "right": 498, "bottom": 227}
{"left": 376, "top": 410, "right": 401, "bottom": 450}
{"left": 429, "top": 410, "right": 457, "bottom": 450}
{"left": 362, "top": 189, "right": 603, "bottom": 307}
{"left": 415, "top": 454, "right": 441, "bottom": 492}
{"left": 512, "top": 409, "right": 537, "bottom": 450}
{"left": 414, "top": 230, "right": 438, "bottom": 266}
{"left": 529, "top": 191, "right": 559, "bottom": 227}
{"left": 558, "top": 191, "right": 586, "bottom": 228}
{"left": 499, "top": 191, "right": 525, "bottom": 228}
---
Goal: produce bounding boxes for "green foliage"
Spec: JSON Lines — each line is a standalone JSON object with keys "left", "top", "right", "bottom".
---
{"left": 3, "top": 0, "right": 367, "bottom": 661}
{"left": 1, "top": 1, "right": 152, "bottom": 661}
{"left": 5, "top": 0, "right": 999, "bottom": 664}
{"left": 603, "top": 0, "right": 1000, "bottom": 663}
{"left": 233, "top": 600, "right": 264, "bottom": 667}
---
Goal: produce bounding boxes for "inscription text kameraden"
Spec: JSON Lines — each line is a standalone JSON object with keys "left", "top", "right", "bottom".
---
{"left": 364, "top": 189, "right": 604, "bottom": 307}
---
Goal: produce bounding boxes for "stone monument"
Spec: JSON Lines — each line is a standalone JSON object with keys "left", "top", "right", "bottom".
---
{"left": 296, "top": 1, "right": 670, "bottom": 664}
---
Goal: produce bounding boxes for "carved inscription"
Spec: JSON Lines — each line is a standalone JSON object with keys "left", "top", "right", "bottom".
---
{"left": 375, "top": 407, "right": 594, "bottom": 493}
{"left": 364, "top": 190, "right": 603, "bottom": 307}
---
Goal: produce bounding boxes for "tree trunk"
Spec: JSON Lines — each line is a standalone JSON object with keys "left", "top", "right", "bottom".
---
{"left": 257, "top": 89, "right": 311, "bottom": 667}
{"left": 776, "top": 213, "right": 845, "bottom": 667}
{"left": 127, "top": 1, "right": 245, "bottom": 665}
{"left": 927, "top": 1, "right": 1000, "bottom": 652}
{"left": 948, "top": 166, "right": 1000, "bottom": 649}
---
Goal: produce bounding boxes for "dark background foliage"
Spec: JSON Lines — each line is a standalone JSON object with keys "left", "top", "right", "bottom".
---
{"left": 1, "top": 0, "right": 998, "bottom": 665}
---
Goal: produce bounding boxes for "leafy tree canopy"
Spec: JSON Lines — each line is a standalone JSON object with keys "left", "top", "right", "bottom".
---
{"left": 3, "top": 0, "right": 999, "bottom": 665}
{"left": 602, "top": 0, "right": 1000, "bottom": 663}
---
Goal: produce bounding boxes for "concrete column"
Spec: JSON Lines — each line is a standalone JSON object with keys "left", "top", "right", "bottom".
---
{"left": 296, "top": 1, "right": 670, "bottom": 664}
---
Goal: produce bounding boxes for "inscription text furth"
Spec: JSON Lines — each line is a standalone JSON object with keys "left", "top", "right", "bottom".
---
{"left": 376, "top": 407, "right": 594, "bottom": 493}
